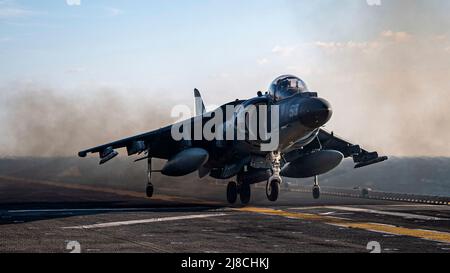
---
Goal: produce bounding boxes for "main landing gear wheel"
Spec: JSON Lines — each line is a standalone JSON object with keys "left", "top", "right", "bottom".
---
{"left": 312, "top": 175, "right": 320, "bottom": 199}
{"left": 227, "top": 181, "right": 238, "bottom": 204}
{"left": 239, "top": 183, "right": 251, "bottom": 205}
{"left": 266, "top": 177, "right": 281, "bottom": 202}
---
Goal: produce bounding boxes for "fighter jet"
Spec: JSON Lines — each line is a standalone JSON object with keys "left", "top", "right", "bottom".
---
{"left": 78, "top": 75, "right": 387, "bottom": 204}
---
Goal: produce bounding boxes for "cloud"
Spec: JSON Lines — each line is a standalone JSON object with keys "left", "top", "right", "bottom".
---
{"left": 0, "top": 4, "right": 35, "bottom": 19}
{"left": 314, "top": 41, "right": 381, "bottom": 52}
{"left": 0, "top": 0, "right": 39, "bottom": 19}
{"left": 105, "top": 7, "right": 123, "bottom": 17}
{"left": 65, "top": 67, "right": 86, "bottom": 74}
{"left": 381, "top": 30, "right": 412, "bottom": 43}
{"left": 257, "top": 58, "right": 269, "bottom": 65}
{"left": 432, "top": 35, "right": 450, "bottom": 52}
{"left": 208, "top": 73, "right": 230, "bottom": 79}
{"left": 66, "top": 0, "right": 81, "bottom": 6}
{"left": 366, "top": 0, "right": 382, "bottom": 6}
{"left": 272, "top": 45, "right": 297, "bottom": 57}
{"left": 313, "top": 31, "right": 413, "bottom": 54}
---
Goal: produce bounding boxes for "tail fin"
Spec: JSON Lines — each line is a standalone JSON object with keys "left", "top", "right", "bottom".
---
{"left": 194, "top": 88, "right": 206, "bottom": 116}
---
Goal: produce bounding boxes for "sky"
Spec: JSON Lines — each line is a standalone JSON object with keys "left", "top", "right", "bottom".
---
{"left": 1, "top": 0, "right": 450, "bottom": 157}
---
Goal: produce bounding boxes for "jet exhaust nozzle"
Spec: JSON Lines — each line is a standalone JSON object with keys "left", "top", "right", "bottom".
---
{"left": 162, "top": 148, "right": 209, "bottom": 177}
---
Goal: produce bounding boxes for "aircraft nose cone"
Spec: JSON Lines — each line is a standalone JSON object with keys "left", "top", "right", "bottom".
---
{"left": 299, "top": 98, "right": 333, "bottom": 129}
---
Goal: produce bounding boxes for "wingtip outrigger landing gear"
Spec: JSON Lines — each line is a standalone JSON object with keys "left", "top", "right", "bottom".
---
{"left": 146, "top": 183, "right": 154, "bottom": 198}
{"left": 266, "top": 151, "right": 282, "bottom": 202}
{"left": 146, "top": 157, "right": 154, "bottom": 198}
{"left": 312, "top": 175, "right": 320, "bottom": 199}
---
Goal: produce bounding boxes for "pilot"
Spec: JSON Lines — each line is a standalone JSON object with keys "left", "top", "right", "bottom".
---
{"left": 269, "top": 75, "right": 308, "bottom": 101}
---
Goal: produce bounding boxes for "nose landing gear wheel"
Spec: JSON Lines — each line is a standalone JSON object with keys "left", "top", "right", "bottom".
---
{"left": 227, "top": 182, "right": 238, "bottom": 204}
{"left": 266, "top": 177, "right": 281, "bottom": 202}
{"left": 239, "top": 183, "right": 251, "bottom": 205}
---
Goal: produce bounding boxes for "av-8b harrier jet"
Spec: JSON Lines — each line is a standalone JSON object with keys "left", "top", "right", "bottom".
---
{"left": 79, "top": 75, "right": 387, "bottom": 204}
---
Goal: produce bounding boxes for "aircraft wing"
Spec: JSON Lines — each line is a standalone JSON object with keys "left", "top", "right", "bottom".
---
{"left": 78, "top": 125, "right": 177, "bottom": 164}
{"left": 317, "top": 129, "right": 388, "bottom": 168}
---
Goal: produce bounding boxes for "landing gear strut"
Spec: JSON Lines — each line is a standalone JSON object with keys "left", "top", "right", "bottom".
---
{"left": 266, "top": 151, "right": 282, "bottom": 202}
{"left": 312, "top": 175, "right": 320, "bottom": 199}
{"left": 146, "top": 157, "right": 154, "bottom": 198}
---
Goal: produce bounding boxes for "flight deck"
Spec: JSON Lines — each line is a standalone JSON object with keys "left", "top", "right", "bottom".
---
{"left": 0, "top": 175, "right": 449, "bottom": 253}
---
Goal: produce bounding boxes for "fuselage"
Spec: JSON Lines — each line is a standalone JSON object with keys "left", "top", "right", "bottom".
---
{"left": 233, "top": 92, "right": 332, "bottom": 155}
{"left": 195, "top": 92, "right": 332, "bottom": 171}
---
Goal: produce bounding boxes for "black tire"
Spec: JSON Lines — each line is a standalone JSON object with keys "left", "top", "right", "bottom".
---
{"left": 239, "top": 184, "right": 251, "bottom": 205}
{"left": 227, "top": 182, "right": 238, "bottom": 204}
{"left": 267, "top": 179, "right": 280, "bottom": 202}
{"left": 146, "top": 184, "right": 154, "bottom": 198}
{"left": 313, "top": 186, "right": 320, "bottom": 199}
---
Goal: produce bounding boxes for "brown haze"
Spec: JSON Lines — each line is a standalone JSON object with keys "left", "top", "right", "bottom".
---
{"left": 0, "top": 85, "right": 177, "bottom": 157}
{"left": 310, "top": 33, "right": 450, "bottom": 157}
{"left": 2, "top": 25, "right": 450, "bottom": 156}
{"left": 280, "top": 1, "right": 450, "bottom": 157}
{"left": 2, "top": 40, "right": 450, "bottom": 159}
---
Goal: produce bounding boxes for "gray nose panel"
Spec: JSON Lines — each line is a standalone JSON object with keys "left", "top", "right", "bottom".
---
{"left": 299, "top": 98, "right": 333, "bottom": 129}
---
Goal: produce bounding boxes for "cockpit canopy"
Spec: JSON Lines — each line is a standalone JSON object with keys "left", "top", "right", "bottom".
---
{"left": 268, "top": 75, "right": 308, "bottom": 101}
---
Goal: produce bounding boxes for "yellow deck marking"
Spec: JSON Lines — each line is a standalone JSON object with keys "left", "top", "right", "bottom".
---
{"left": 237, "top": 207, "right": 450, "bottom": 243}
{"left": 332, "top": 222, "right": 450, "bottom": 243}
{"left": 236, "top": 207, "right": 344, "bottom": 222}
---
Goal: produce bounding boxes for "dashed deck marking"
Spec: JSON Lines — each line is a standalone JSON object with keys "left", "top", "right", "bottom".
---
{"left": 292, "top": 206, "right": 448, "bottom": 221}
{"left": 8, "top": 207, "right": 210, "bottom": 214}
{"left": 62, "top": 213, "right": 228, "bottom": 229}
